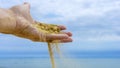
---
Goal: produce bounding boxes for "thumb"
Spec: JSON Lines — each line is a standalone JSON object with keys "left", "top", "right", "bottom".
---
{"left": 23, "top": 2, "right": 30, "bottom": 13}
{"left": 10, "top": 2, "right": 30, "bottom": 14}
{"left": 10, "top": 2, "right": 34, "bottom": 23}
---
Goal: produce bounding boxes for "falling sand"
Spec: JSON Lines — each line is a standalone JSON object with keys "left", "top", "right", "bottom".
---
{"left": 47, "top": 43, "right": 55, "bottom": 68}
{"left": 33, "top": 22, "right": 62, "bottom": 68}
{"left": 33, "top": 21, "right": 78, "bottom": 68}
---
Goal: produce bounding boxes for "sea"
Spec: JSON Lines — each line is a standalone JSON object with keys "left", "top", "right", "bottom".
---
{"left": 0, "top": 58, "right": 120, "bottom": 68}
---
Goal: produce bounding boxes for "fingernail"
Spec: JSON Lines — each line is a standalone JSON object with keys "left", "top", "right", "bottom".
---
{"left": 24, "top": 2, "right": 30, "bottom": 8}
{"left": 24, "top": 2, "right": 29, "bottom": 4}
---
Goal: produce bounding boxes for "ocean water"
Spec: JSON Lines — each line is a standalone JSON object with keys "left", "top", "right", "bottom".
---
{"left": 0, "top": 58, "right": 120, "bottom": 68}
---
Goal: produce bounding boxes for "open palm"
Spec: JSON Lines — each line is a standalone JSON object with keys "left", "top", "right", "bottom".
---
{"left": 8, "top": 2, "right": 72, "bottom": 42}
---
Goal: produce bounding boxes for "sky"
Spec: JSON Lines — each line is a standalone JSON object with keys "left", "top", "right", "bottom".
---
{"left": 0, "top": 0, "right": 120, "bottom": 58}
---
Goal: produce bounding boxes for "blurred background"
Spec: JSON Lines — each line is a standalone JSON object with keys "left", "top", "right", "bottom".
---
{"left": 0, "top": 0, "right": 120, "bottom": 68}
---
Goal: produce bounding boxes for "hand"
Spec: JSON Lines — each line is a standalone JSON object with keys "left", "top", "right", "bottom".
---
{"left": 1, "top": 3, "right": 72, "bottom": 43}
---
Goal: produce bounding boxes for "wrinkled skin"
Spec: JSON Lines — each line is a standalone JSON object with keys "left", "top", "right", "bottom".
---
{"left": 0, "top": 2, "right": 72, "bottom": 43}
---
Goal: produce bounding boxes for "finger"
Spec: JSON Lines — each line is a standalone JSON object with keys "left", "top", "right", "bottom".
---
{"left": 23, "top": 2, "right": 30, "bottom": 9}
{"left": 22, "top": 2, "right": 34, "bottom": 23}
{"left": 60, "top": 32, "right": 72, "bottom": 37}
{"left": 60, "top": 37, "right": 73, "bottom": 43}
{"left": 46, "top": 34, "right": 69, "bottom": 40}
{"left": 51, "top": 37, "right": 72, "bottom": 43}
{"left": 22, "top": 2, "right": 30, "bottom": 14}
{"left": 58, "top": 25, "right": 66, "bottom": 30}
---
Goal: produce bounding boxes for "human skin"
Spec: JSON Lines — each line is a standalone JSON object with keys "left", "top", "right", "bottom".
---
{"left": 0, "top": 2, "right": 72, "bottom": 43}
